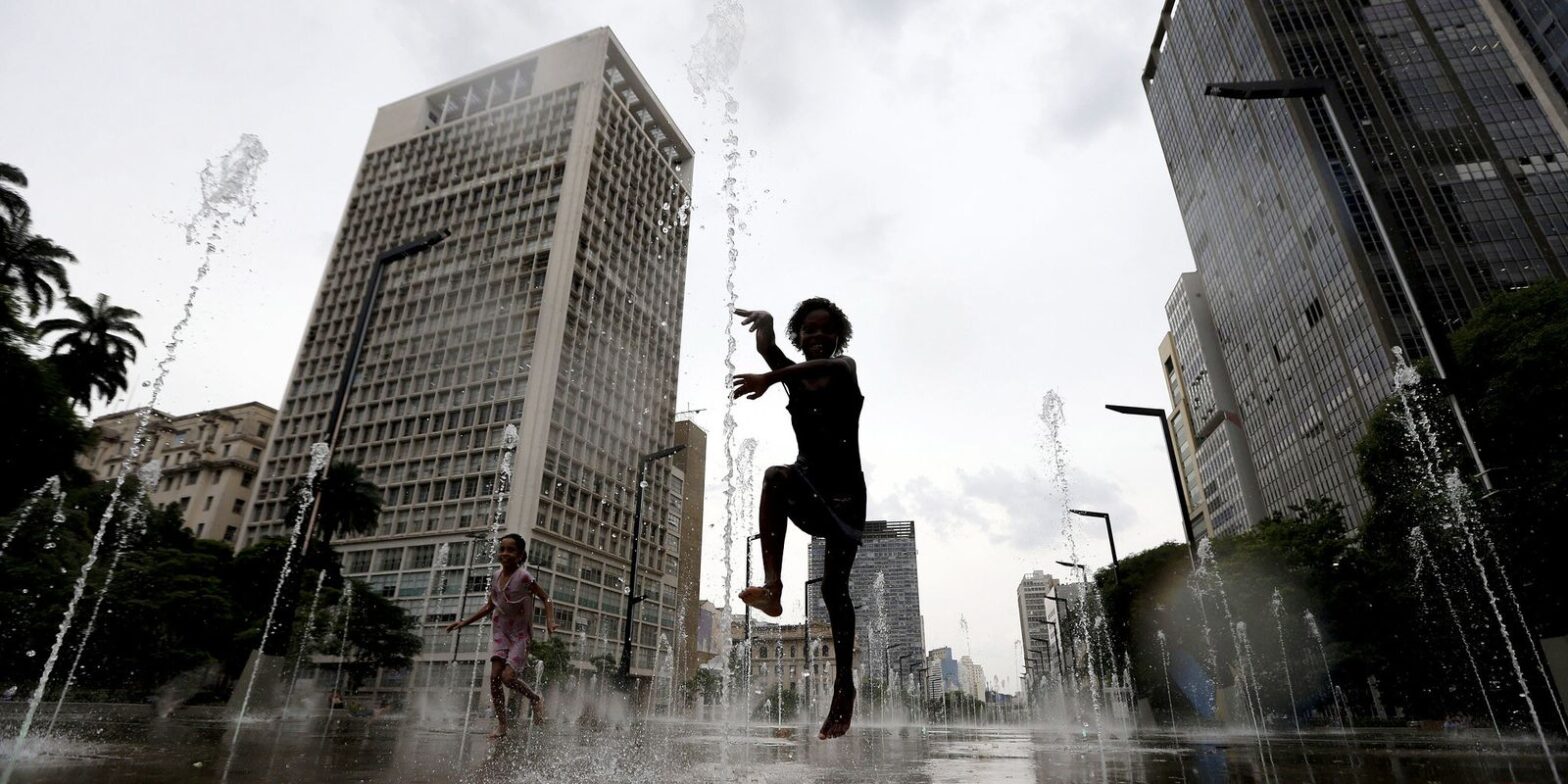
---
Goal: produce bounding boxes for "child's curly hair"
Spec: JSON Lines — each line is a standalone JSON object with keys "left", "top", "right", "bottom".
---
{"left": 786, "top": 297, "right": 853, "bottom": 354}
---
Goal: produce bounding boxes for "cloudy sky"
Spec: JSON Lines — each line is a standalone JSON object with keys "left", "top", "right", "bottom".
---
{"left": 1, "top": 0, "right": 1198, "bottom": 688}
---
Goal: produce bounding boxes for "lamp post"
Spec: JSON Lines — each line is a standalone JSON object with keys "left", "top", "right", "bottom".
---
{"left": 1105, "top": 404, "right": 1198, "bottom": 561}
{"left": 803, "top": 577, "right": 823, "bottom": 713}
{"left": 1048, "top": 597, "right": 1075, "bottom": 677}
{"left": 264, "top": 231, "right": 448, "bottom": 661}
{"left": 1201, "top": 79, "right": 1492, "bottom": 492}
{"left": 1055, "top": 559, "right": 1088, "bottom": 583}
{"left": 618, "top": 443, "right": 688, "bottom": 682}
{"left": 1069, "top": 509, "right": 1118, "bottom": 582}
{"left": 743, "top": 533, "right": 762, "bottom": 645}
{"left": 1029, "top": 634, "right": 1055, "bottom": 684}
{"left": 302, "top": 229, "right": 451, "bottom": 555}
{"left": 449, "top": 531, "right": 493, "bottom": 665}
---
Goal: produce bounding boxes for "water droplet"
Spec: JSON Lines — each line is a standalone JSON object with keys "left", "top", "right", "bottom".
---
{"left": 26, "top": 650, "right": 36, "bottom": 658}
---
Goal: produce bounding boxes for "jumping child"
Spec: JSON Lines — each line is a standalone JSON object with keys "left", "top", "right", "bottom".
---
{"left": 445, "top": 532, "right": 556, "bottom": 739}
{"left": 731, "top": 297, "right": 865, "bottom": 740}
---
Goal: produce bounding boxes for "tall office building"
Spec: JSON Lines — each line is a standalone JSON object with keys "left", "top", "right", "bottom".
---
{"left": 1160, "top": 273, "right": 1266, "bottom": 539}
{"left": 239, "top": 28, "right": 695, "bottom": 695}
{"left": 1016, "top": 570, "right": 1058, "bottom": 687}
{"left": 672, "top": 418, "right": 707, "bottom": 685}
{"left": 806, "top": 520, "right": 923, "bottom": 682}
{"left": 1144, "top": 0, "right": 1567, "bottom": 525}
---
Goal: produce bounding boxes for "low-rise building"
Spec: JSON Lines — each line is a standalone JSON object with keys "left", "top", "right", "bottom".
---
{"left": 80, "top": 402, "right": 276, "bottom": 545}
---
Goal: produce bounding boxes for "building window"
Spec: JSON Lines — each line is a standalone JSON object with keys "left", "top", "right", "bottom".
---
{"left": 249, "top": 447, "right": 262, "bottom": 461}
{"left": 203, "top": 496, "right": 214, "bottom": 511}
{"left": 258, "top": 423, "right": 271, "bottom": 438}
{"left": 180, "top": 497, "right": 191, "bottom": 510}
{"left": 232, "top": 499, "right": 245, "bottom": 515}
{"left": 241, "top": 472, "right": 254, "bottom": 488}
{"left": 224, "top": 526, "right": 237, "bottom": 542}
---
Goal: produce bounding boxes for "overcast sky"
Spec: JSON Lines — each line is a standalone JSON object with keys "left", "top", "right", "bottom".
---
{"left": 1, "top": 0, "right": 1198, "bottom": 689}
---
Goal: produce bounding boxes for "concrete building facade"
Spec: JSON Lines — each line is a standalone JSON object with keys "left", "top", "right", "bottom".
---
{"left": 82, "top": 402, "right": 276, "bottom": 544}
{"left": 1016, "top": 570, "right": 1059, "bottom": 689}
{"left": 806, "top": 520, "right": 923, "bottom": 685}
{"left": 1144, "top": 0, "right": 1567, "bottom": 526}
{"left": 672, "top": 418, "right": 707, "bottom": 685}
{"left": 1160, "top": 273, "right": 1266, "bottom": 539}
{"left": 737, "top": 620, "right": 854, "bottom": 709}
{"left": 238, "top": 29, "right": 694, "bottom": 698}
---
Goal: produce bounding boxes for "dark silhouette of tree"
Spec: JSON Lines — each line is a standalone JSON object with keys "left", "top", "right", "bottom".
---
{"left": 36, "top": 293, "right": 145, "bottom": 407}
{"left": 284, "top": 461, "right": 384, "bottom": 547}
{"left": 0, "top": 215, "right": 74, "bottom": 321}
{"left": 0, "top": 162, "right": 32, "bottom": 226}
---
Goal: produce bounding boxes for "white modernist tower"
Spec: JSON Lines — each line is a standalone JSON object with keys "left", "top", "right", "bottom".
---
{"left": 242, "top": 28, "right": 695, "bottom": 698}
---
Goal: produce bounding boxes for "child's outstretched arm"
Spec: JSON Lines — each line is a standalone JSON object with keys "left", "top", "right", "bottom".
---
{"left": 445, "top": 599, "right": 494, "bottom": 632}
{"left": 529, "top": 581, "right": 558, "bottom": 635}
{"left": 735, "top": 308, "right": 795, "bottom": 371}
{"left": 732, "top": 356, "right": 856, "bottom": 400}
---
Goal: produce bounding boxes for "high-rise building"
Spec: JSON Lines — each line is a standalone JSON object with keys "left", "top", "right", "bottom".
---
{"left": 1016, "top": 570, "right": 1058, "bottom": 687}
{"left": 238, "top": 28, "right": 694, "bottom": 697}
{"left": 1144, "top": 0, "right": 1567, "bottom": 526}
{"left": 1160, "top": 273, "right": 1266, "bottom": 540}
{"left": 806, "top": 520, "right": 922, "bottom": 683}
{"left": 925, "top": 646, "right": 961, "bottom": 699}
{"left": 672, "top": 418, "right": 707, "bottom": 685}
{"left": 82, "top": 402, "right": 276, "bottom": 545}
{"left": 957, "top": 655, "right": 986, "bottom": 702}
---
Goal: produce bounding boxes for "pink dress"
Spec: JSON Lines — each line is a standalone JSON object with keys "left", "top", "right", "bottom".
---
{"left": 489, "top": 566, "right": 535, "bottom": 671}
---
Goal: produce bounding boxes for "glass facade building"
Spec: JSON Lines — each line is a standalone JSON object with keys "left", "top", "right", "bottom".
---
{"left": 1145, "top": 0, "right": 1567, "bottom": 526}
{"left": 239, "top": 29, "right": 696, "bottom": 698}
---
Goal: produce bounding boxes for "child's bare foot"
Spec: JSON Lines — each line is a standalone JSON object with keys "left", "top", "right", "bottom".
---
{"left": 528, "top": 696, "right": 546, "bottom": 725}
{"left": 487, "top": 722, "right": 508, "bottom": 740}
{"left": 818, "top": 683, "right": 855, "bottom": 740}
{"left": 738, "top": 582, "right": 784, "bottom": 617}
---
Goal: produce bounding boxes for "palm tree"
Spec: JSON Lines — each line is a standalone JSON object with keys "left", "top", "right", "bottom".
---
{"left": 0, "top": 163, "right": 30, "bottom": 224}
{"left": 35, "top": 293, "right": 145, "bottom": 407}
{"left": 285, "top": 461, "right": 384, "bottom": 546}
{"left": 0, "top": 216, "right": 75, "bottom": 318}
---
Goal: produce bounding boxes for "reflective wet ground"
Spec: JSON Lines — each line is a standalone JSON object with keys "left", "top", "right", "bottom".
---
{"left": 2, "top": 706, "right": 1562, "bottom": 783}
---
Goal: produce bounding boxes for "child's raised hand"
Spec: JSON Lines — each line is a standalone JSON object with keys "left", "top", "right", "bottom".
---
{"left": 735, "top": 308, "right": 775, "bottom": 350}
{"left": 444, "top": 620, "right": 463, "bottom": 633}
{"left": 546, "top": 619, "right": 558, "bottom": 635}
{"left": 731, "top": 373, "right": 771, "bottom": 400}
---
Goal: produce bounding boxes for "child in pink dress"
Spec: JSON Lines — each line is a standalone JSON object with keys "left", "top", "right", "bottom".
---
{"left": 445, "top": 533, "right": 556, "bottom": 739}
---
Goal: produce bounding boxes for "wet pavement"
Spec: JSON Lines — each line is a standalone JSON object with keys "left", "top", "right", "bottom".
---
{"left": 1, "top": 705, "right": 1562, "bottom": 783}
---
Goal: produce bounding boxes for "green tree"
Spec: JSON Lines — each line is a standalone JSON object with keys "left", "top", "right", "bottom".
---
{"left": 1448, "top": 280, "right": 1568, "bottom": 638}
{"left": 0, "top": 217, "right": 74, "bottom": 322}
{"left": 0, "top": 162, "right": 30, "bottom": 223}
{"left": 283, "top": 461, "right": 383, "bottom": 547}
{"left": 330, "top": 579, "right": 421, "bottom": 692}
{"left": 36, "top": 293, "right": 144, "bottom": 407}
{"left": 0, "top": 345, "right": 91, "bottom": 511}
{"left": 527, "top": 636, "right": 573, "bottom": 687}
{"left": 686, "top": 668, "right": 722, "bottom": 705}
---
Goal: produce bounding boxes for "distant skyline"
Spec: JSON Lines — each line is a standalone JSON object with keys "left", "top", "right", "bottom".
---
{"left": 1, "top": 0, "right": 1198, "bottom": 686}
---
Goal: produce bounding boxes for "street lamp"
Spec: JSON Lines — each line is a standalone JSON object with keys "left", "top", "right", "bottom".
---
{"left": 1201, "top": 79, "right": 1492, "bottom": 492}
{"left": 743, "top": 533, "right": 762, "bottom": 644}
{"left": 1055, "top": 559, "right": 1088, "bottom": 583}
{"left": 1069, "top": 509, "right": 1119, "bottom": 582}
{"left": 618, "top": 443, "right": 688, "bottom": 681}
{"left": 1105, "top": 404, "right": 1197, "bottom": 561}
{"left": 263, "top": 231, "right": 448, "bottom": 661}
{"left": 449, "top": 531, "right": 493, "bottom": 665}
{"left": 803, "top": 577, "right": 823, "bottom": 713}
{"left": 302, "top": 229, "right": 451, "bottom": 554}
